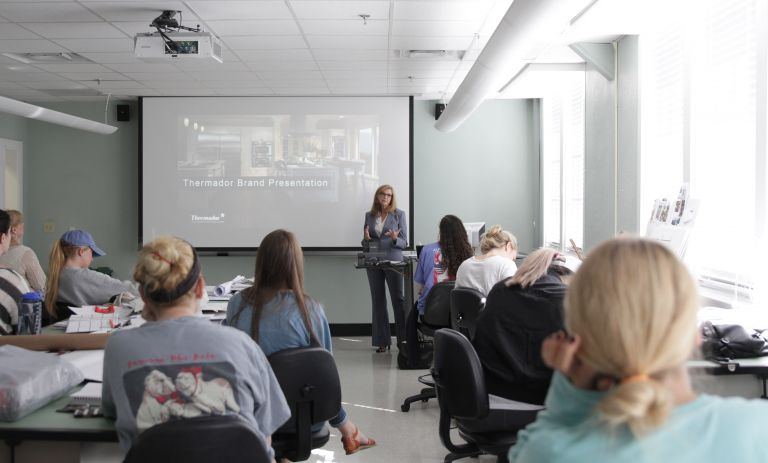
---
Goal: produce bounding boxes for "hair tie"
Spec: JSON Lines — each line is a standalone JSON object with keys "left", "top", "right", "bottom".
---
{"left": 621, "top": 373, "right": 650, "bottom": 385}
{"left": 151, "top": 251, "right": 174, "bottom": 266}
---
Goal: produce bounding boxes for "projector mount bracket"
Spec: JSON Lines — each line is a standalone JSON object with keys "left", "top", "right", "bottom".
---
{"left": 150, "top": 10, "right": 201, "bottom": 54}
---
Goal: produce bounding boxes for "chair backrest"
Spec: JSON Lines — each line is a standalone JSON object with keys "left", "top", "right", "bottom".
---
{"left": 268, "top": 346, "right": 342, "bottom": 461}
{"left": 432, "top": 328, "right": 489, "bottom": 420}
{"left": 421, "top": 281, "right": 455, "bottom": 329}
{"left": 450, "top": 287, "right": 486, "bottom": 340}
{"left": 124, "top": 415, "right": 271, "bottom": 463}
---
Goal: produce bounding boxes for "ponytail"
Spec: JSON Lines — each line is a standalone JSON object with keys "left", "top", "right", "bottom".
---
{"left": 508, "top": 248, "right": 558, "bottom": 288}
{"left": 44, "top": 240, "right": 66, "bottom": 317}
{"left": 597, "top": 378, "right": 672, "bottom": 435}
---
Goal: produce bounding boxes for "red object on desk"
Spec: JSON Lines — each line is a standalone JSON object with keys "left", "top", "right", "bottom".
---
{"left": 94, "top": 304, "right": 115, "bottom": 314}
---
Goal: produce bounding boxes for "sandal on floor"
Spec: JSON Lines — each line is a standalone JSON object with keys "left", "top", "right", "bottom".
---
{"left": 342, "top": 428, "right": 376, "bottom": 455}
{"left": 375, "top": 345, "right": 390, "bottom": 353}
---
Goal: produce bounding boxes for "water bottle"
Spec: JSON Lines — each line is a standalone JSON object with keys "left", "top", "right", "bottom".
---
{"left": 18, "top": 292, "right": 42, "bottom": 335}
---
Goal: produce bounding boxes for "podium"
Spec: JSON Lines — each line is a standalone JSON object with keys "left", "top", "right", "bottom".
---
{"left": 355, "top": 257, "right": 417, "bottom": 316}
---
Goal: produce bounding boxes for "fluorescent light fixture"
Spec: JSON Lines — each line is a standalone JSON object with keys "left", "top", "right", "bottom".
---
{"left": 435, "top": 0, "right": 597, "bottom": 132}
{"left": 0, "top": 95, "right": 118, "bottom": 135}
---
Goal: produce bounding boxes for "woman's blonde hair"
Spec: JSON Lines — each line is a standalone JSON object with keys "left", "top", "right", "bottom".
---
{"left": 7, "top": 210, "right": 22, "bottom": 246}
{"left": 369, "top": 184, "right": 397, "bottom": 214}
{"left": 45, "top": 239, "right": 89, "bottom": 317}
{"left": 479, "top": 225, "right": 517, "bottom": 254}
{"left": 133, "top": 236, "right": 199, "bottom": 320}
{"left": 565, "top": 238, "right": 698, "bottom": 436}
{"left": 507, "top": 247, "right": 560, "bottom": 288}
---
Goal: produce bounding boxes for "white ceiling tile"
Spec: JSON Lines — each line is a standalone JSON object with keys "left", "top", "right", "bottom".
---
{"left": 271, "top": 87, "right": 330, "bottom": 95}
{"left": 0, "top": 88, "right": 59, "bottom": 99}
{"left": 123, "top": 72, "right": 196, "bottom": 81}
{"left": 312, "top": 49, "right": 387, "bottom": 60}
{"left": 299, "top": 19, "right": 388, "bottom": 35}
{"left": 139, "top": 80, "right": 207, "bottom": 89}
{"left": 82, "top": 2, "right": 200, "bottom": 22}
{"left": 256, "top": 70, "right": 323, "bottom": 80}
{"left": 267, "top": 79, "right": 327, "bottom": 88}
{"left": 78, "top": 52, "right": 145, "bottom": 64}
{"left": 206, "top": 20, "right": 300, "bottom": 36}
{"left": 391, "top": 20, "right": 481, "bottom": 37}
{"left": 58, "top": 71, "right": 131, "bottom": 81}
{"left": 390, "top": 36, "right": 474, "bottom": 50}
{"left": 0, "top": 81, "right": 26, "bottom": 89}
{"left": 0, "top": 63, "right": 44, "bottom": 73}
{"left": 235, "top": 49, "right": 314, "bottom": 61}
{"left": 326, "top": 78, "right": 387, "bottom": 86}
{"left": 329, "top": 87, "right": 388, "bottom": 94}
{"left": 0, "top": 40, "right": 67, "bottom": 53}
{"left": 111, "top": 22, "right": 162, "bottom": 37}
{"left": 172, "top": 60, "right": 250, "bottom": 71}
{"left": 81, "top": 80, "right": 144, "bottom": 89}
{"left": 159, "top": 88, "right": 217, "bottom": 96}
{"left": 390, "top": 60, "right": 464, "bottom": 70}
{"left": 217, "top": 88, "right": 274, "bottom": 95}
{"left": 61, "top": 95, "right": 115, "bottom": 102}
{"left": 306, "top": 35, "right": 387, "bottom": 49}
{"left": 21, "top": 80, "right": 90, "bottom": 90}
{"left": 109, "top": 88, "right": 161, "bottom": 96}
{"left": 393, "top": 1, "right": 493, "bottom": 21}
{"left": 33, "top": 63, "right": 111, "bottom": 73}
{"left": 322, "top": 69, "right": 385, "bottom": 79}
{"left": 0, "top": 71, "right": 66, "bottom": 82}
{"left": 224, "top": 36, "right": 306, "bottom": 50}
{"left": 291, "top": 1, "right": 390, "bottom": 20}
{"left": 200, "top": 80, "right": 267, "bottom": 88}
{"left": 245, "top": 61, "right": 318, "bottom": 71}
{"left": 0, "top": 3, "right": 102, "bottom": 22}
{"left": 15, "top": 95, "right": 69, "bottom": 103}
{"left": 22, "top": 22, "right": 127, "bottom": 39}
{"left": 54, "top": 38, "right": 134, "bottom": 53}
{"left": 106, "top": 63, "right": 179, "bottom": 72}
{"left": 190, "top": 70, "right": 261, "bottom": 81}
{"left": 317, "top": 60, "right": 387, "bottom": 70}
{"left": 0, "top": 24, "right": 40, "bottom": 39}
{"left": 390, "top": 68, "right": 455, "bottom": 79}
{"left": 188, "top": 1, "right": 292, "bottom": 20}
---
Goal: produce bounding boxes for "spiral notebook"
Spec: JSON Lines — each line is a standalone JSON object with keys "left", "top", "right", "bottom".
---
{"left": 69, "top": 382, "right": 102, "bottom": 405}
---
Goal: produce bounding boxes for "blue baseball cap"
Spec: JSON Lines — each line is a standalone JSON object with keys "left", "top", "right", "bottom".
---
{"left": 61, "top": 229, "right": 106, "bottom": 257}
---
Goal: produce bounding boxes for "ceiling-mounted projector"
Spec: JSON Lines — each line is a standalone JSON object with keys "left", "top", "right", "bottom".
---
{"left": 134, "top": 31, "right": 223, "bottom": 62}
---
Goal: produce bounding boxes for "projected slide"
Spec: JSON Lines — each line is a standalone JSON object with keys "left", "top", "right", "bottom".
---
{"left": 142, "top": 97, "right": 411, "bottom": 249}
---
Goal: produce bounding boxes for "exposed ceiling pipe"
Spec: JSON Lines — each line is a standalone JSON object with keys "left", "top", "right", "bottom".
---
{"left": 0, "top": 95, "right": 118, "bottom": 135}
{"left": 435, "top": 0, "right": 598, "bottom": 133}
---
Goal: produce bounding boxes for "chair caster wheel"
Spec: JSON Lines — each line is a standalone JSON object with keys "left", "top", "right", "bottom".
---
{"left": 401, "top": 404, "right": 410, "bottom": 412}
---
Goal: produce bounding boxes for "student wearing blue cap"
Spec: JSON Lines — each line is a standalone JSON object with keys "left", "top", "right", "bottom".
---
{"left": 44, "top": 229, "right": 139, "bottom": 320}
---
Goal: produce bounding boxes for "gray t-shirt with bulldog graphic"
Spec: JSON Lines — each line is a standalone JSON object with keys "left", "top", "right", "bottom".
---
{"left": 102, "top": 316, "right": 290, "bottom": 455}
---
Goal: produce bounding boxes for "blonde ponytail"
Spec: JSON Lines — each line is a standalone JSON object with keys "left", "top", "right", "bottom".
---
{"left": 44, "top": 240, "right": 66, "bottom": 316}
{"left": 565, "top": 238, "right": 699, "bottom": 436}
{"left": 507, "top": 247, "right": 558, "bottom": 288}
{"left": 597, "top": 379, "right": 672, "bottom": 435}
{"left": 479, "top": 225, "right": 517, "bottom": 254}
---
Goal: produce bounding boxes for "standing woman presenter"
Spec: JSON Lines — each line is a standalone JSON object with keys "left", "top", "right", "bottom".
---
{"left": 362, "top": 185, "right": 408, "bottom": 352}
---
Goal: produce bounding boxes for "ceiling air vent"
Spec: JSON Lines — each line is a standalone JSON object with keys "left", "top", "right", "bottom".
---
{"left": 395, "top": 50, "right": 466, "bottom": 60}
{"left": 1, "top": 52, "right": 95, "bottom": 64}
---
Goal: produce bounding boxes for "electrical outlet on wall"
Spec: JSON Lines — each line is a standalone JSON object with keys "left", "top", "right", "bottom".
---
{"left": 43, "top": 222, "right": 54, "bottom": 233}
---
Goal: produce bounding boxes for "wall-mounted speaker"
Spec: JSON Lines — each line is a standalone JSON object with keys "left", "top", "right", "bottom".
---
{"left": 116, "top": 104, "right": 130, "bottom": 122}
{"left": 435, "top": 103, "right": 446, "bottom": 120}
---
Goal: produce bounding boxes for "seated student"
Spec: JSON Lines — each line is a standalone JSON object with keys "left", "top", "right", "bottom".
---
{"left": 413, "top": 215, "right": 474, "bottom": 315}
{"left": 225, "top": 229, "right": 376, "bottom": 456}
{"left": 455, "top": 225, "right": 518, "bottom": 296}
{"left": 473, "top": 248, "right": 572, "bottom": 405}
{"left": 0, "top": 210, "right": 33, "bottom": 335}
{"left": 44, "top": 229, "right": 139, "bottom": 320}
{"left": 102, "top": 236, "right": 290, "bottom": 457}
{"left": 508, "top": 238, "right": 768, "bottom": 463}
{"left": 0, "top": 210, "right": 46, "bottom": 292}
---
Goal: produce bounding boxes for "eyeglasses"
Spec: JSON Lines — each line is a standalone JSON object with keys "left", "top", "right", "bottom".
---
{"left": 378, "top": 192, "right": 393, "bottom": 198}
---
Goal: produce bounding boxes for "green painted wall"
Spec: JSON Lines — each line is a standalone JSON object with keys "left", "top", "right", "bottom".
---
{"left": 22, "top": 99, "right": 538, "bottom": 324}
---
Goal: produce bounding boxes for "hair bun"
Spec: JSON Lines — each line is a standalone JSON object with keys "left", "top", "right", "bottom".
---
{"left": 486, "top": 224, "right": 503, "bottom": 237}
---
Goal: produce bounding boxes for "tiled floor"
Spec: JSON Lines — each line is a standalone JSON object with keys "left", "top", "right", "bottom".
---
{"left": 313, "top": 336, "right": 498, "bottom": 463}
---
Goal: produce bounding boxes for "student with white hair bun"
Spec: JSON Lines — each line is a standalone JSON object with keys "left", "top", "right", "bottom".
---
{"left": 455, "top": 224, "right": 518, "bottom": 296}
{"left": 508, "top": 238, "right": 768, "bottom": 463}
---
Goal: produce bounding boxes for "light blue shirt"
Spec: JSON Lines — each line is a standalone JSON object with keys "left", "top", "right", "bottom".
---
{"left": 225, "top": 291, "right": 332, "bottom": 356}
{"left": 509, "top": 372, "right": 768, "bottom": 463}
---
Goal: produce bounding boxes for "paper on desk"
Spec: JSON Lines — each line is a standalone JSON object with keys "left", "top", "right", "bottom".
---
{"left": 213, "top": 275, "right": 246, "bottom": 297}
{"left": 69, "top": 306, "right": 133, "bottom": 318}
{"left": 60, "top": 350, "right": 104, "bottom": 382}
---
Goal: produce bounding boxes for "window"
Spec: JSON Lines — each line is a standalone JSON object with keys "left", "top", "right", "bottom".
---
{"left": 639, "top": 0, "right": 765, "bottom": 303}
{"left": 541, "top": 71, "right": 586, "bottom": 251}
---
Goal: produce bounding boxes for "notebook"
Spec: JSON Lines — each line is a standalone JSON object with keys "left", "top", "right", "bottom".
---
{"left": 70, "top": 382, "right": 103, "bottom": 405}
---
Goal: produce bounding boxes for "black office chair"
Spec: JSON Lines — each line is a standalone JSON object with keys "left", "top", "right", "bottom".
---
{"left": 268, "top": 346, "right": 342, "bottom": 462}
{"left": 123, "top": 415, "right": 271, "bottom": 463}
{"left": 450, "top": 287, "right": 486, "bottom": 340}
{"left": 432, "top": 329, "right": 542, "bottom": 463}
{"left": 401, "top": 281, "right": 454, "bottom": 412}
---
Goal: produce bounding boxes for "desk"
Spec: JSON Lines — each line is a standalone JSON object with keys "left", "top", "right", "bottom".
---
{"left": 689, "top": 356, "right": 768, "bottom": 399}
